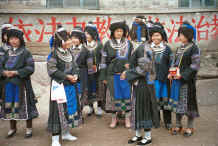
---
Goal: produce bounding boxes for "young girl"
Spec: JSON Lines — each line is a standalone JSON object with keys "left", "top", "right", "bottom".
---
{"left": 84, "top": 23, "right": 104, "bottom": 116}
{"left": 121, "top": 26, "right": 160, "bottom": 145}
{"left": 47, "top": 27, "right": 82, "bottom": 146}
{"left": 70, "top": 27, "right": 92, "bottom": 116}
{"left": 149, "top": 22, "right": 173, "bottom": 130}
{"left": 0, "top": 28, "right": 38, "bottom": 138}
{"left": 169, "top": 22, "right": 200, "bottom": 137}
{"left": 101, "top": 21, "right": 133, "bottom": 128}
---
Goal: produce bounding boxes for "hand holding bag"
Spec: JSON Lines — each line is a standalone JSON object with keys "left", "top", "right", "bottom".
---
{"left": 51, "top": 80, "right": 67, "bottom": 103}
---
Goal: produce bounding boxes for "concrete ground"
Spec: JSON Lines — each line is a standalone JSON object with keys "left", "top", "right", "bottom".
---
{"left": 0, "top": 79, "right": 218, "bottom": 146}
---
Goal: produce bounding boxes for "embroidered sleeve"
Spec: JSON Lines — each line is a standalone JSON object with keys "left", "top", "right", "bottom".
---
{"left": 47, "top": 55, "right": 66, "bottom": 83}
{"left": 126, "top": 48, "right": 152, "bottom": 82}
{"left": 17, "top": 50, "right": 35, "bottom": 78}
{"left": 190, "top": 51, "right": 201, "bottom": 71}
{"left": 180, "top": 46, "right": 200, "bottom": 81}
{"left": 99, "top": 50, "right": 107, "bottom": 70}
{"left": 126, "top": 61, "right": 152, "bottom": 82}
{"left": 138, "top": 57, "right": 153, "bottom": 75}
{"left": 87, "top": 52, "right": 94, "bottom": 74}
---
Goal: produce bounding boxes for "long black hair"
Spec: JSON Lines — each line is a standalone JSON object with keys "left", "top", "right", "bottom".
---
{"left": 53, "top": 28, "right": 69, "bottom": 49}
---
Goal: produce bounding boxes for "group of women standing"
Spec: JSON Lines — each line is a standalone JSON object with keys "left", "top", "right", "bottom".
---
{"left": 0, "top": 15, "right": 200, "bottom": 146}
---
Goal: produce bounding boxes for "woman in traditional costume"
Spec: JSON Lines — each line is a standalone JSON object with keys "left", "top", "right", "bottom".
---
{"left": 0, "top": 28, "right": 38, "bottom": 138}
{"left": 101, "top": 21, "right": 133, "bottom": 128}
{"left": 84, "top": 23, "right": 104, "bottom": 116}
{"left": 47, "top": 27, "right": 82, "bottom": 146}
{"left": 169, "top": 22, "right": 200, "bottom": 137}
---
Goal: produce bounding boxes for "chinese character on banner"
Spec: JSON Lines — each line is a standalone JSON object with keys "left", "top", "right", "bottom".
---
{"left": 210, "top": 14, "right": 218, "bottom": 40}
{"left": 46, "top": 16, "right": 62, "bottom": 35}
{"left": 192, "top": 16, "right": 209, "bottom": 41}
{"left": 166, "top": 16, "right": 183, "bottom": 43}
{"left": 93, "top": 17, "right": 112, "bottom": 41}
{"left": 65, "top": 17, "right": 86, "bottom": 30}
{"left": 34, "top": 19, "right": 45, "bottom": 42}
{"left": 9, "top": 17, "right": 33, "bottom": 42}
{"left": 34, "top": 17, "right": 62, "bottom": 42}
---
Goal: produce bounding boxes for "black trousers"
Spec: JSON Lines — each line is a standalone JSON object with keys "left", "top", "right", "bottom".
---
{"left": 159, "top": 109, "right": 172, "bottom": 125}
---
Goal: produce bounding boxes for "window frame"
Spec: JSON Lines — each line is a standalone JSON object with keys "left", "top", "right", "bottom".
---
{"left": 179, "top": 0, "right": 191, "bottom": 8}
{"left": 46, "top": 0, "right": 99, "bottom": 9}
{"left": 179, "top": 0, "right": 216, "bottom": 8}
{"left": 201, "top": 0, "right": 216, "bottom": 8}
